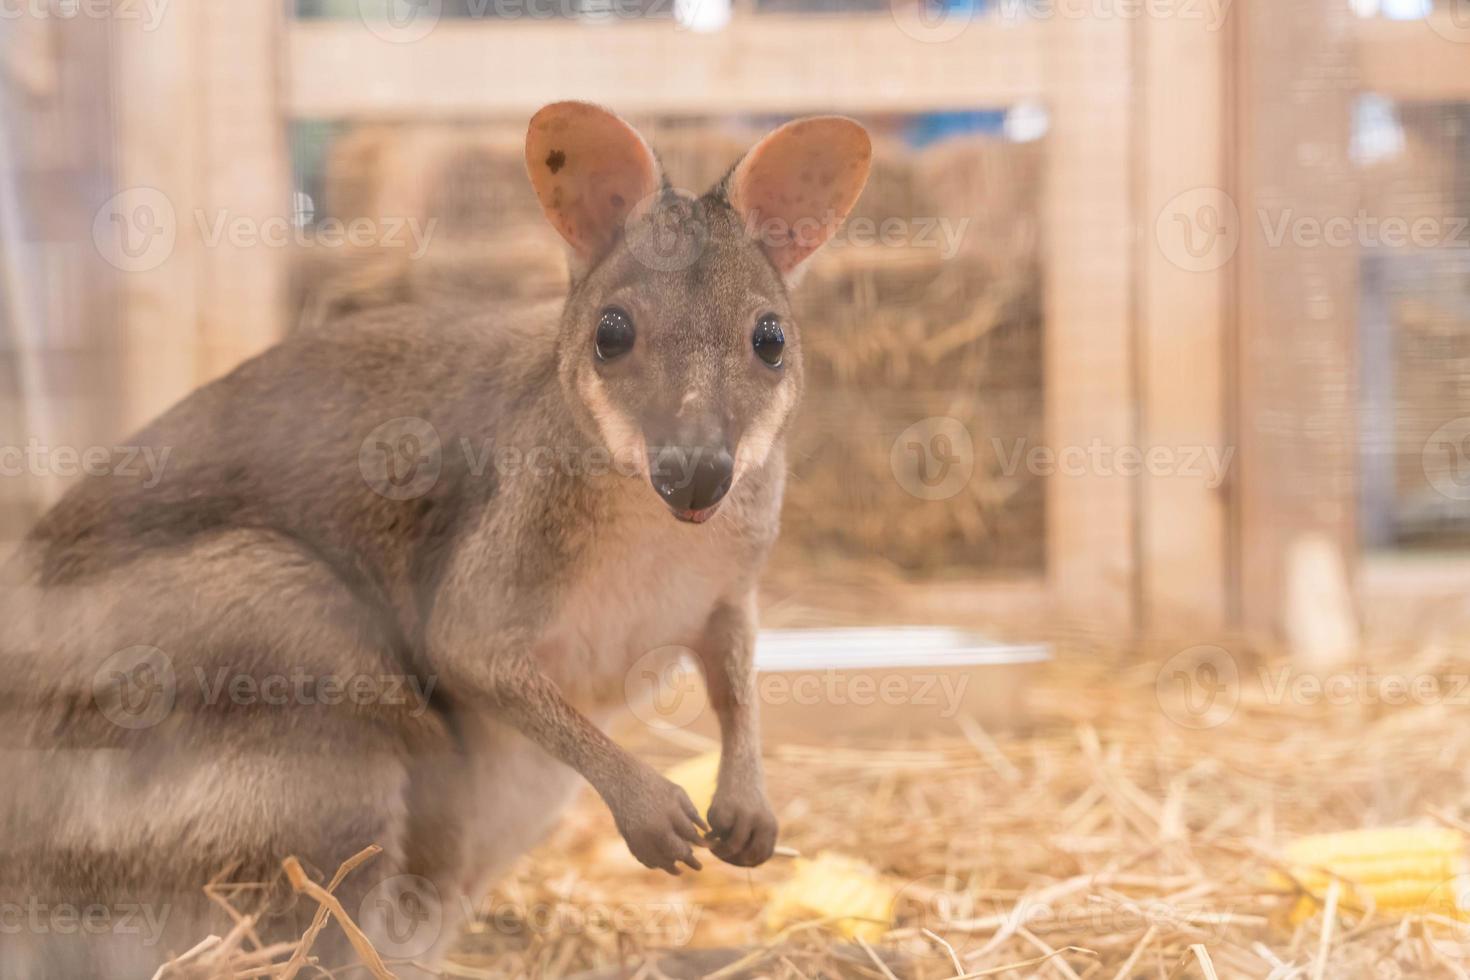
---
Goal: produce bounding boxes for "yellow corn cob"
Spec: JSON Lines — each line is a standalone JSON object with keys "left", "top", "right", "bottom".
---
{"left": 1271, "top": 827, "right": 1469, "bottom": 924}
{"left": 663, "top": 750, "right": 721, "bottom": 818}
{"left": 764, "top": 851, "right": 896, "bottom": 942}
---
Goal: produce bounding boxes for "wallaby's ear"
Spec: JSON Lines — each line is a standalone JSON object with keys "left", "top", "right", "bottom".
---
{"left": 727, "top": 116, "right": 871, "bottom": 279}
{"left": 525, "top": 102, "right": 662, "bottom": 268}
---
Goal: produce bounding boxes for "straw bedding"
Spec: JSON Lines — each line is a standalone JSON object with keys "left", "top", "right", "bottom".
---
{"left": 159, "top": 623, "right": 1470, "bottom": 978}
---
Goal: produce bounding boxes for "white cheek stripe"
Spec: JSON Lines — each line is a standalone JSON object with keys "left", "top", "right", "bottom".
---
{"left": 581, "top": 373, "right": 648, "bottom": 477}
{"left": 732, "top": 383, "right": 794, "bottom": 486}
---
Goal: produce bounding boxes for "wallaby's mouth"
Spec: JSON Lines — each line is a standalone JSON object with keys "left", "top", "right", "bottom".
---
{"left": 671, "top": 502, "right": 723, "bottom": 524}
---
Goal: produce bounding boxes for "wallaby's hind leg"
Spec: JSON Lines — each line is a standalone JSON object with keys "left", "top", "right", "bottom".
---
{"left": 0, "top": 529, "right": 461, "bottom": 978}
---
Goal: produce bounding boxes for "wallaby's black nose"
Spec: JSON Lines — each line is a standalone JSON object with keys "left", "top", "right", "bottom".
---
{"left": 648, "top": 446, "right": 734, "bottom": 521}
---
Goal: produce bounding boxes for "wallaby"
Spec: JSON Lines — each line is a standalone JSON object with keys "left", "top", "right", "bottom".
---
{"left": 0, "top": 102, "right": 871, "bottom": 977}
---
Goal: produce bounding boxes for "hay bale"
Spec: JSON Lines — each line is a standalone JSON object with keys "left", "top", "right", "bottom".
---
{"left": 782, "top": 134, "right": 1044, "bottom": 576}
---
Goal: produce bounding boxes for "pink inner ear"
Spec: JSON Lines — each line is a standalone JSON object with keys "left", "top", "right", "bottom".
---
{"left": 526, "top": 103, "right": 661, "bottom": 262}
{"left": 730, "top": 117, "right": 872, "bottom": 275}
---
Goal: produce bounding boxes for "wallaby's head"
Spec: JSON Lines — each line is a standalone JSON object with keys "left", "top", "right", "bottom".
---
{"left": 525, "top": 102, "right": 870, "bottom": 524}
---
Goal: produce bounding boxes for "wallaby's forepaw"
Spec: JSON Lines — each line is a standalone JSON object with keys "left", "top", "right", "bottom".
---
{"left": 611, "top": 769, "right": 709, "bottom": 875}
{"left": 706, "top": 786, "right": 778, "bottom": 868}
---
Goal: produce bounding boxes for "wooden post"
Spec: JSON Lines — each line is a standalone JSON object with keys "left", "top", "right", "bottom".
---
{"left": 109, "top": 1, "right": 289, "bottom": 431}
{"left": 1043, "top": 15, "right": 1138, "bottom": 633}
{"left": 1233, "top": 0, "right": 1360, "bottom": 647}
{"left": 1136, "top": 4, "right": 1232, "bottom": 631}
{"left": 109, "top": 1, "right": 203, "bottom": 430}
{"left": 1, "top": 12, "right": 122, "bottom": 534}
{"left": 196, "top": 3, "right": 292, "bottom": 379}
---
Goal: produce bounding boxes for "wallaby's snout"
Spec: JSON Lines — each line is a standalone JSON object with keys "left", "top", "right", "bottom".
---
{"left": 649, "top": 443, "right": 734, "bottom": 522}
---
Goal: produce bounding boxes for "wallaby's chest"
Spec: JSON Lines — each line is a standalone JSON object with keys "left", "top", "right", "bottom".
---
{"left": 535, "top": 512, "right": 750, "bottom": 711}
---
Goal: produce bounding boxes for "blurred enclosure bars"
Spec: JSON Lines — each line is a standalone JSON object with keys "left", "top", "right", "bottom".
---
{"left": 1, "top": 0, "right": 1470, "bottom": 647}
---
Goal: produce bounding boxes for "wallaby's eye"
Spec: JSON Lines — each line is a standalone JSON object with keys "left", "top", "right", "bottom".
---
{"left": 752, "top": 314, "right": 785, "bottom": 368}
{"left": 595, "top": 307, "right": 636, "bottom": 361}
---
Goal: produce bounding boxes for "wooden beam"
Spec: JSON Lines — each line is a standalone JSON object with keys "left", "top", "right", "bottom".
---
{"left": 1234, "top": 0, "right": 1360, "bottom": 646}
{"left": 1043, "top": 15, "right": 1137, "bottom": 633}
{"left": 1136, "top": 5, "right": 1231, "bottom": 629}
{"left": 111, "top": 2, "right": 203, "bottom": 430}
{"left": 287, "top": 16, "right": 1047, "bottom": 118}
{"left": 197, "top": 2, "right": 291, "bottom": 379}
{"left": 1356, "top": 13, "right": 1470, "bottom": 102}
{"left": 110, "top": 2, "right": 290, "bottom": 429}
